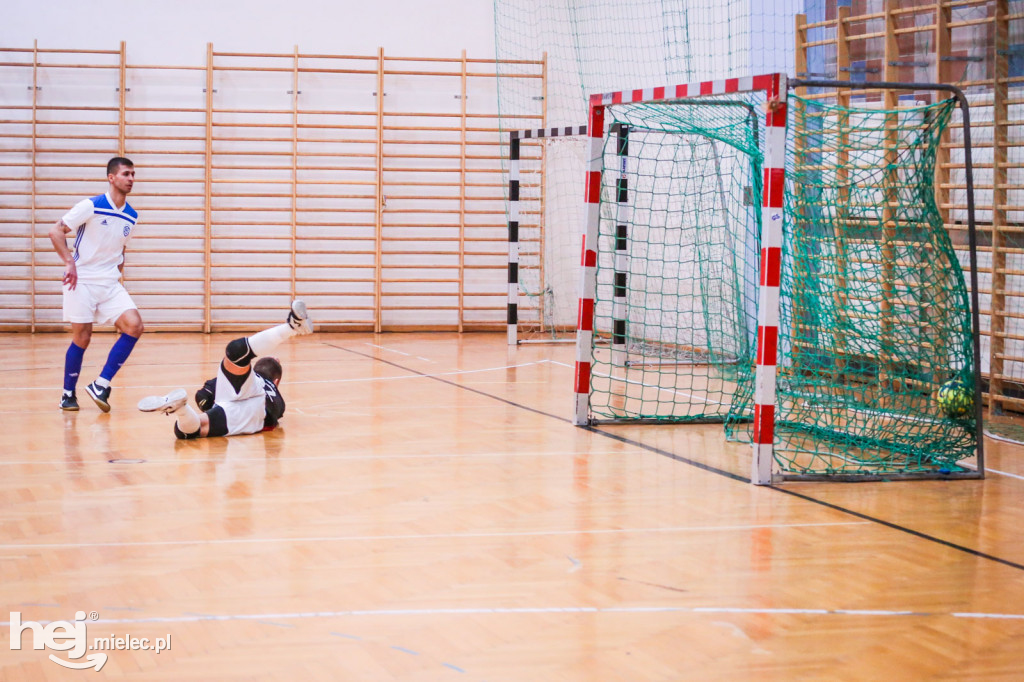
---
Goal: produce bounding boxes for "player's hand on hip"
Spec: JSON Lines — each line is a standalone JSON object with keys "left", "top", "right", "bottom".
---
{"left": 63, "top": 261, "right": 78, "bottom": 290}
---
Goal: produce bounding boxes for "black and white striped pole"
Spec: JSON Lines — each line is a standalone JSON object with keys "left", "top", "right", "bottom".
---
{"left": 612, "top": 124, "right": 629, "bottom": 368}
{"left": 507, "top": 134, "right": 521, "bottom": 345}
{"left": 505, "top": 126, "right": 588, "bottom": 345}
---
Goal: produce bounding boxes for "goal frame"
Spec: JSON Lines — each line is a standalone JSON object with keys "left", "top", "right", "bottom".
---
{"left": 787, "top": 77, "right": 985, "bottom": 483}
{"left": 572, "top": 74, "right": 985, "bottom": 485}
{"left": 506, "top": 126, "right": 588, "bottom": 345}
{"left": 572, "top": 73, "right": 789, "bottom": 485}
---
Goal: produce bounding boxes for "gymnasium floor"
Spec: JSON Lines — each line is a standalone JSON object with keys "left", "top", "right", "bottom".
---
{"left": 2, "top": 330, "right": 1024, "bottom": 680}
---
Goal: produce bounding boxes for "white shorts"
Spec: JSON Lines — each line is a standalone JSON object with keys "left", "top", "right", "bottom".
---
{"left": 214, "top": 367, "right": 268, "bottom": 436}
{"left": 62, "top": 280, "right": 137, "bottom": 325}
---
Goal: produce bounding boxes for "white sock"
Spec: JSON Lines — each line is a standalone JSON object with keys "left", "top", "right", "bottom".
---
{"left": 175, "top": 404, "right": 201, "bottom": 434}
{"left": 95, "top": 377, "right": 111, "bottom": 389}
{"left": 247, "top": 323, "right": 296, "bottom": 357}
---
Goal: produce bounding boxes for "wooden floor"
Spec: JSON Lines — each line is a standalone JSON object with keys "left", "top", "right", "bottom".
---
{"left": 3, "top": 331, "right": 1024, "bottom": 680}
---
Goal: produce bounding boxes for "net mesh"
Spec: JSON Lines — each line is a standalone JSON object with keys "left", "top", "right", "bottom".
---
{"left": 588, "top": 98, "right": 763, "bottom": 422}
{"left": 494, "top": 0, "right": 800, "bottom": 341}
{"left": 494, "top": 1, "right": 978, "bottom": 475}
{"left": 512, "top": 136, "right": 587, "bottom": 339}
{"left": 588, "top": 93, "right": 977, "bottom": 474}
{"left": 727, "top": 94, "right": 977, "bottom": 475}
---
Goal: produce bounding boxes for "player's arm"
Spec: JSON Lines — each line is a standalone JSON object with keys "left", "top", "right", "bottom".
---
{"left": 195, "top": 377, "right": 217, "bottom": 412}
{"left": 48, "top": 220, "right": 77, "bottom": 290}
{"left": 120, "top": 214, "right": 136, "bottom": 276}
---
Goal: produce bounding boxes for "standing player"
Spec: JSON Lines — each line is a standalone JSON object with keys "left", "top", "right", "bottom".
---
{"left": 138, "top": 300, "right": 313, "bottom": 439}
{"left": 49, "top": 157, "right": 144, "bottom": 412}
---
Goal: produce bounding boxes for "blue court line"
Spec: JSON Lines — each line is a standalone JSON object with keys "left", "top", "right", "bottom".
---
{"left": 391, "top": 645, "right": 420, "bottom": 656}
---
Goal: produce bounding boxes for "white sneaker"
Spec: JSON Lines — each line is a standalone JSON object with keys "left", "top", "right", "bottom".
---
{"left": 138, "top": 388, "right": 188, "bottom": 414}
{"left": 287, "top": 299, "right": 313, "bottom": 335}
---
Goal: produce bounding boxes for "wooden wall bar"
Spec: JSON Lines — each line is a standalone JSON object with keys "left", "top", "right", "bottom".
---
{"left": 0, "top": 43, "right": 543, "bottom": 332}
{"left": 991, "top": 0, "right": 1010, "bottom": 406}
{"left": 796, "top": 0, "right": 1024, "bottom": 411}
{"left": 0, "top": 43, "right": 123, "bottom": 331}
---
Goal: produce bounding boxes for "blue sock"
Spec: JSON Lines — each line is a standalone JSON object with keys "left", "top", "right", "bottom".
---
{"left": 100, "top": 333, "right": 139, "bottom": 382}
{"left": 64, "top": 342, "right": 86, "bottom": 392}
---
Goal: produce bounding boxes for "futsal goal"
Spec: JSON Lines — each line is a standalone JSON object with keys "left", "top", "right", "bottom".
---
{"left": 572, "top": 74, "right": 985, "bottom": 484}
{"left": 505, "top": 126, "right": 589, "bottom": 344}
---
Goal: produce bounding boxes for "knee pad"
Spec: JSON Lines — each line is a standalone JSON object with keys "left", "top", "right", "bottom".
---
{"left": 225, "top": 337, "right": 255, "bottom": 366}
{"left": 195, "top": 378, "right": 217, "bottom": 412}
{"left": 195, "top": 386, "right": 214, "bottom": 412}
{"left": 174, "top": 423, "right": 201, "bottom": 440}
{"left": 205, "top": 405, "right": 229, "bottom": 438}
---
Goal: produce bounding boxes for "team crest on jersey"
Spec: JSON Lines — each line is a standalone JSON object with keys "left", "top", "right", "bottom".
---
{"left": 123, "top": 224, "right": 131, "bottom": 237}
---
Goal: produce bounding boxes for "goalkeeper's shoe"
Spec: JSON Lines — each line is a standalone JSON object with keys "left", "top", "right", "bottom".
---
{"left": 287, "top": 299, "right": 313, "bottom": 335}
{"left": 138, "top": 388, "right": 188, "bottom": 414}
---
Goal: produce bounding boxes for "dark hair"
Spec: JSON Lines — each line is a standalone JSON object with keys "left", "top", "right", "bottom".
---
{"left": 107, "top": 156, "right": 134, "bottom": 175}
{"left": 254, "top": 357, "right": 283, "bottom": 384}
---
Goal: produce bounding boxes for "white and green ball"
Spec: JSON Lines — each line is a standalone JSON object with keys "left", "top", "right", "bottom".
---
{"left": 937, "top": 380, "right": 973, "bottom": 419}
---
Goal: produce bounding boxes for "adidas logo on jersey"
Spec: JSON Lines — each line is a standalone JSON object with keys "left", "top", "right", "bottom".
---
{"left": 101, "top": 219, "right": 109, "bottom": 225}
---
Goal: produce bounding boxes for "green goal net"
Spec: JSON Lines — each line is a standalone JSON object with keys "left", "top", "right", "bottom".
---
{"left": 727, "top": 93, "right": 977, "bottom": 476}
{"left": 588, "top": 98, "right": 763, "bottom": 423}
{"left": 585, "top": 91, "right": 978, "bottom": 477}
{"left": 494, "top": 0, "right": 800, "bottom": 341}
{"left": 494, "top": 1, "right": 979, "bottom": 478}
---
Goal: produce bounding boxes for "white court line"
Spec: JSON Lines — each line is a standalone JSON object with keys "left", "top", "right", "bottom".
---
{"left": 7, "top": 361, "right": 546, "bottom": 392}
{"left": 586, "top": 376, "right": 1024, "bottom": 478}
{"left": 984, "top": 430, "right": 1022, "bottom": 446}
{"left": 591, "top": 370, "right": 727, "bottom": 407}
{"left": 0, "top": 449, "right": 632, "bottom": 467}
{"left": 289, "top": 361, "right": 545, "bottom": 384}
{"left": 802, "top": 401, "right": 944, "bottom": 426}
{"left": 364, "top": 342, "right": 412, "bottom": 356}
{"left": 458, "top": 376, "right": 552, "bottom": 382}
{"left": 957, "top": 462, "right": 1024, "bottom": 480}
{"left": 0, "top": 522, "right": 868, "bottom": 551}
{"left": 4, "top": 604, "right": 1022, "bottom": 628}
{"left": 987, "top": 467, "right": 1024, "bottom": 480}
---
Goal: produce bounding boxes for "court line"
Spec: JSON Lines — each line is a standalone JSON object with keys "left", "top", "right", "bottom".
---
{"left": 0, "top": 522, "right": 867, "bottom": 551}
{"left": 591, "top": 369, "right": 727, "bottom": 406}
{"left": 10, "top": 343, "right": 1022, "bottom": 569}
{"left": 359, "top": 343, "right": 438, "bottom": 364}
{"left": 10, "top": 346, "right": 1021, "bottom": 478}
{"left": 958, "top": 462, "right": 1024, "bottom": 480}
{"left": 6, "top": 359, "right": 546, "bottom": 391}
{"left": 0, "top": 449, "right": 631, "bottom": 467}
{"left": 364, "top": 342, "right": 411, "bottom": 357}
{"left": 985, "top": 467, "right": 1024, "bottom": 481}
{"left": 328, "top": 343, "right": 1024, "bottom": 573}
{"left": 4, "top": 604, "right": 1024, "bottom": 628}
{"left": 327, "top": 343, "right": 584, "bottom": 424}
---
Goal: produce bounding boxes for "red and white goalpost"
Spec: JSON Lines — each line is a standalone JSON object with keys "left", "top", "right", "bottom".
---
{"left": 571, "top": 73, "right": 788, "bottom": 485}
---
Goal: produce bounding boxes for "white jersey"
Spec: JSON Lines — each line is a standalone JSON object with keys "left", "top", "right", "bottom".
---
{"left": 214, "top": 368, "right": 280, "bottom": 436}
{"left": 61, "top": 193, "right": 138, "bottom": 284}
